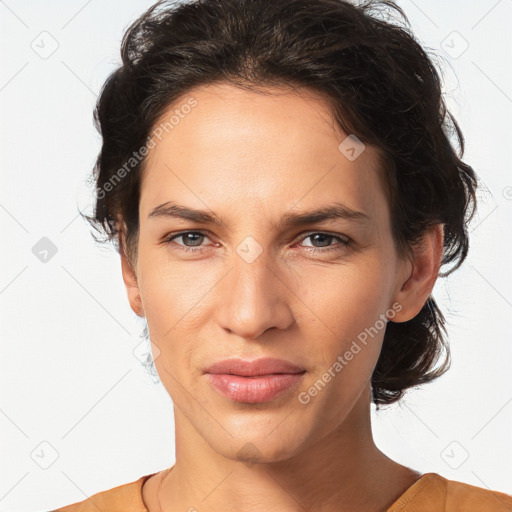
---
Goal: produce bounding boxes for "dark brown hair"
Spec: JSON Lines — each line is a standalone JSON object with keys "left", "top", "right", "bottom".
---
{"left": 84, "top": 0, "right": 478, "bottom": 406}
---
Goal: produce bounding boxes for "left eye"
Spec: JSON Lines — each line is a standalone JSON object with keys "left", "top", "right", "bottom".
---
{"left": 299, "top": 232, "right": 350, "bottom": 251}
{"left": 162, "top": 231, "right": 350, "bottom": 253}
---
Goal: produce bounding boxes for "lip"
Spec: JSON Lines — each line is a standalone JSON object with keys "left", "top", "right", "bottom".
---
{"left": 204, "top": 357, "right": 305, "bottom": 376}
{"left": 204, "top": 358, "right": 306, "bottom": 404}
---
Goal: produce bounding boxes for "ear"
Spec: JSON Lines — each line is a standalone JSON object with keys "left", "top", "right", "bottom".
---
{"left": 119, "top": 230, "right": 145, "bottom": 318}
{"left": 390, "top": 223, "right": 444, "bottom": 323}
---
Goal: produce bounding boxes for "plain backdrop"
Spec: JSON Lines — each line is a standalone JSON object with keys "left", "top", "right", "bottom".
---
{"left": 1, "top": 0, "right": 511, "bottom": 510}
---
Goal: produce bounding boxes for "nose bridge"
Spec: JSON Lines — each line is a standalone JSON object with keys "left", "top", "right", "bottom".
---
{"left": 232, "top": 240, "right": 274, "bottom": 295}
{"left": 215, "top": 237, "right": 293, "bottom": 339}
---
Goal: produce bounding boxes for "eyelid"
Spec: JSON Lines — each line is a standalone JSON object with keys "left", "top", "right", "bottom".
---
{"left": 162, "top": 230, "right": 216, "bottom": 247}
{"left": 295, "top": 230, "right": 350, "bottom": 245}
{"left": 162, "top": 229, "right": 351, "bottom": 252}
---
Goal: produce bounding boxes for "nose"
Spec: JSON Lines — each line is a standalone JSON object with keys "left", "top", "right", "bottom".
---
{"left": 215, "top": 248, "right": 294, "bottom": 340}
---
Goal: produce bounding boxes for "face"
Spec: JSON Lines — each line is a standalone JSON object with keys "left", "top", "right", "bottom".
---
{"left": 122, "top": 82, "right": 418, "bottom": 463}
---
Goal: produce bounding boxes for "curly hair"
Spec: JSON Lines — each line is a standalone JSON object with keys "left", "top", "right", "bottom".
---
{"left": 84, "top": 0, "right": 479, "bottom": 407}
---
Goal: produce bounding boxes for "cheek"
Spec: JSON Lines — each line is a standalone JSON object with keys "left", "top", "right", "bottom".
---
{"left": 297, "top": 259, "right": 391, "bottom": 333}
{"left": 297, "top": 268, "right": 389, "bottom": 405}
{"left": 293, "top": 258, "right": 393, "bottom": 392}
{"left": 135, "top": 254, "right": 210, "bottom": 380}
{"left": 137, "top": 242, "right": 218, "bottom": 329}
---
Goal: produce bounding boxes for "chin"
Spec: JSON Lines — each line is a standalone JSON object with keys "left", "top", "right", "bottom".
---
{"left": 205, "top": 423, "right": 311, "bottom": 466}
{"left": 234, "top": 442, "right": 302, "bottom": 466}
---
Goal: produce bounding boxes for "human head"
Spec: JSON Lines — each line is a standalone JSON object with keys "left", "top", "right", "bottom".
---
{"left": 85, "top": 0, "right": 478, "bottom": 411}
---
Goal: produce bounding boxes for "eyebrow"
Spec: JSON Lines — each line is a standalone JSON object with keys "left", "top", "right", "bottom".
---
{"left": 147, "top": 201, "right": 370, "bottom": 227}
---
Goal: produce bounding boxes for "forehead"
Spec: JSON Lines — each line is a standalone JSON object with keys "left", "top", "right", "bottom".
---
{"left": 140, "top": 82, "right": 389, "bottom": 225}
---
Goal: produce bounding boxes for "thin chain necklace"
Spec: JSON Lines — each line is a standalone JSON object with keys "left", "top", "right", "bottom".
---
{"left": 156, "top": 465, "right": 175, "bottom": 512}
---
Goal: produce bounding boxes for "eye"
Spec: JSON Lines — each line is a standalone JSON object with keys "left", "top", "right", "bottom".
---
{"left": 297, "top": 232, "right": 350, "bottom": 253}
{"left": 162, "top": 230, "right": 351, "bottom": 255}
{"left": 162, "top": 231, "right": 214, "bottom": 252}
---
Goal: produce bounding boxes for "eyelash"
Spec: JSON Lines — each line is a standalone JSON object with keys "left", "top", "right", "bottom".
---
{"left": 162, "top": 230, "right": 350, "bottom": 254}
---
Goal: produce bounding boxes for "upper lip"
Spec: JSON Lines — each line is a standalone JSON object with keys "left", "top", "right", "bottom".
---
{"left": 204, "top": 357, "right": 305, "bottom": 376}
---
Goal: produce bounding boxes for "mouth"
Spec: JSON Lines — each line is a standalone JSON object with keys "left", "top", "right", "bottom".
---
{"left": 204, "top": 357, "right": 305, "bottom": 376}
{"left": 204, "top": 358, "right": 306, "bottom": 403}
{"left": 206, "top": 372, "right": 306, "bottom": 403}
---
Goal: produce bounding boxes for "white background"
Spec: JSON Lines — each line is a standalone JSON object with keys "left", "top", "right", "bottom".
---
{"left": 1, "top": 1, "right": 511, "bottom": 510}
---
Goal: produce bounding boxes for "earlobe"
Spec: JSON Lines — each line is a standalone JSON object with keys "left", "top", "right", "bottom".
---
{"left": 119, "top": 232, "right": 145, "bottom": 318}
{"left": 391, "top": 224, "right": 444, "bottom": 323}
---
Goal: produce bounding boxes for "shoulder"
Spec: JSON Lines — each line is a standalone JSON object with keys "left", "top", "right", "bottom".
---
{"left": 442, "top": 476, "right": 512, "bottom": 512}
{"left": 50, "top": 473, "right": 156, "bottom": 512}
{"left": 389, "top": 472, "right": 512, "bottom": 511}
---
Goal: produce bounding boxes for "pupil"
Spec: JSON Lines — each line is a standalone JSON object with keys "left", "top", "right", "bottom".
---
{"left": 186, "top": 233, "right": 202, "bottom": 246}
{"left": 313, "top": 234, "right": 331, "bottom": 247}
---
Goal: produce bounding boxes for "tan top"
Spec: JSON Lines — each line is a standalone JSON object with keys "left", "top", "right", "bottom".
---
{"left": 51, "top": 471, "right": 512, "bottom": 511}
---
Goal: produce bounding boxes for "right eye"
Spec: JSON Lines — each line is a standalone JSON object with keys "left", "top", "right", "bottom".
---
{"left": 162, "top": 230, "right": 215, "bottom": 252}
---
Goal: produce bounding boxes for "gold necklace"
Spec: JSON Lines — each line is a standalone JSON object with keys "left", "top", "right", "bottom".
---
{"left": 156, "top": 465, "right": 175, "bottom": 512}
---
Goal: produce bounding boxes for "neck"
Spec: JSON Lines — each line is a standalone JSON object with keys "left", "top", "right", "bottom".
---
{"left": 151, "top": 395, "right": 420, "bottom": 512}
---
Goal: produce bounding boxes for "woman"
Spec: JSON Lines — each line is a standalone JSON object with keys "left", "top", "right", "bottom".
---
{"left": 53, "top": 0, "right": 512, "bottom": 510}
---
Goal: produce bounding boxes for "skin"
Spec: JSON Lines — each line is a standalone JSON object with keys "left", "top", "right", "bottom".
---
{"left": 120, "top": 82, "right": 444, "bottom": 511}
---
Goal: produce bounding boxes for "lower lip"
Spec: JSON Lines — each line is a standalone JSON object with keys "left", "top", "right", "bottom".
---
{"left": 207, "top": 372, "right": 305, "bottom": 403}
